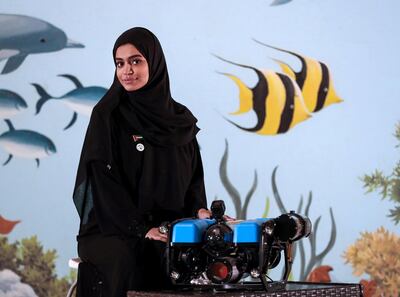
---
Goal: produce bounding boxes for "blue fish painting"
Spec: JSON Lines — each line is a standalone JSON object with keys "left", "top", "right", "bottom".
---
{"left": 33, "top": 74, "right": 107, "bottom": 130}
{"left": 0, "top": 120, "right": 56, "bottom": 167}
{"left": 270, "top": 0, "right": 293, "bottom": 6}
{"left": 0, "top": 90, "right": 28, "bottom": 119}
{"left": 0, "top": 14, "right": 84, "bottom": 74}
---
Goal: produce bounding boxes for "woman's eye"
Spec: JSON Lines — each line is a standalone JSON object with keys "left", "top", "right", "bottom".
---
{"left": 116, "top": 62, "right": 123, "bottom": 68}
{"left": 130, "top": 58, "right": 140, "bottom": 65}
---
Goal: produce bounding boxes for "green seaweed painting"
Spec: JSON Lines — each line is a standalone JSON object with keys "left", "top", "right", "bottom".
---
{"left": 271, "top": 167, "right": 337, "bottom": 281}
{"left": 362, "top": 122, "right": 400, "bottom": 225}
{"left": 218, "top": 140, "right": 337, "bottom": 281}
{"left": 219, "top": 139, "right": 258, "bottom": 219}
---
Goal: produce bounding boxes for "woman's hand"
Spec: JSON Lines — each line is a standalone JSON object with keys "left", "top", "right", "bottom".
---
{"left": 197, "top": 208, "right": 236, "bottom": 221}
{"left": 223, "top": 214, "right": 236, "bottom": 222}
{"left": 145, "top": 227, "right": 168, "bottom": 242}
{"left": 197, "top": 208, "right": 212, "bottom": 219}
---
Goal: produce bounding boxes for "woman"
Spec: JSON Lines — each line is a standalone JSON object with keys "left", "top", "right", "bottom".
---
{"left": 72, "top": 27, "right": 211, "bottom": 296}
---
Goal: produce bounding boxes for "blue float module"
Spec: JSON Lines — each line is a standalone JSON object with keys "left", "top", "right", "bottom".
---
{"left": 171, "top": 218, "right": 271, "bottom": 244}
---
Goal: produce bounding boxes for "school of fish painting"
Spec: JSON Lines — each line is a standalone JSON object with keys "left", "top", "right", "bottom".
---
{"left": 0, "top": 14, "right": 107, "bottom": 167}
{"left": 217, "top": 40, "right": 342, "bottom": 135}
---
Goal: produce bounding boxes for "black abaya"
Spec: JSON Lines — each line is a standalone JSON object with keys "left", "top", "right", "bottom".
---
{"left": 76, "top": 109, "right": 207, "bottom": 295}
{"left": 73, "top": 27, "right": 208, "bottom": 296}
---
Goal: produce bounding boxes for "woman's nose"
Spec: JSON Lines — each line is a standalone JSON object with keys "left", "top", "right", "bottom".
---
{"left": 123, "top": 64, "right": 134, "bottom": 75}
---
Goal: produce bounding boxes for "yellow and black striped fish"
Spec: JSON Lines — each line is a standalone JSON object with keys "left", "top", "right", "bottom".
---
{"left": 216, "top": 56, "right": 310, "bottom": 135}
{"left": 254, "top": 40, "right": 343, "bottom": 113}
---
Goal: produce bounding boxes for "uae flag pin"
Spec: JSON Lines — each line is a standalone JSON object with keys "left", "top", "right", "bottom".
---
{"left": 132, "top": 135, "right": 145, "bottom": 151}
{"left": 132, "top": 135, "right": 143, "bottom": 142}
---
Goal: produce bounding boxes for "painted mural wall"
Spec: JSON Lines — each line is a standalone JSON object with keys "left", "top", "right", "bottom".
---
{"left": 1, "top": 0, "right": 399, "bottom": 296}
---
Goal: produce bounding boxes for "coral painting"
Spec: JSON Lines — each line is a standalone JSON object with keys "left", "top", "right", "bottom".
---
{"left": 0, "top": 236, "right": 74, "bottom": 297}
{"left": 344, "top": 227, "right": 400, "bottom": 296}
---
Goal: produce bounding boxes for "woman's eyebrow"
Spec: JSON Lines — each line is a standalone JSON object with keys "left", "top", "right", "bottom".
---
{"left": 115, "top": 54, "right": 143, "bottom": 60}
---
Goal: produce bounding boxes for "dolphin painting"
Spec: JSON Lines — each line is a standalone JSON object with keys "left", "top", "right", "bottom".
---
{"left": 33, "top": 74, "right": 107, "bottom": 130}
{"left": 0, "top": 14, "right": 84, "bottom": 74}
{"left": 0, "top": 89, "right": 28, "bottom": 119}
{"left": 0, "top": 119, "right": 56, "bottom": 167}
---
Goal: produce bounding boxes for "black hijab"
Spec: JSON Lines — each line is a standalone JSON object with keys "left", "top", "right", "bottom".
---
{"left": 73, "top": 27, "right": 199, "bottom": 220}
{"left": 114, "top": 27, "right": 199, "bottom": 147}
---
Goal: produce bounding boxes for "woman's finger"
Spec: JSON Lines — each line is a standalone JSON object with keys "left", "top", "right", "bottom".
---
{"left": 197, "top": 208, "right": 212, "bottom": 219}
{"left": 223, "top": 214, "right": 236, "bottom": 221}
{"left": 155, "top": 234, "right": 167, "bottom": 242}
{"left": 158, "top": 236, "right": 167, "bottom": 242}
{"left": 146, "top": 230, "right": 168, "bottom": 242}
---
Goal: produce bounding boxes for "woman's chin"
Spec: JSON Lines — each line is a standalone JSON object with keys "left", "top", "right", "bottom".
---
{"left": 122, "top": 83, "right": 145, "bottom": 92}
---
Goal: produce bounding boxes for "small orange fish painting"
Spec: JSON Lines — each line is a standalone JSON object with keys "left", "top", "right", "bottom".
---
{"left": 0, "top": 215, "right": 20, "bottom": 234}
{"left": 306, "top": 265, "right": 333, "bottom": 283}
{"left": 360, "top": 280, "right": 378, "bottom": 297}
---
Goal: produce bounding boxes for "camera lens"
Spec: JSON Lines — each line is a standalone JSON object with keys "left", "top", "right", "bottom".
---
{"left": 204, "top": 224, "right": 233, "bottom": 256}
{"left": 209, "top": 262, "right": 229, "bottom": 281}
{"left": 206, "top": 258, "right": 241, "bottom": 283}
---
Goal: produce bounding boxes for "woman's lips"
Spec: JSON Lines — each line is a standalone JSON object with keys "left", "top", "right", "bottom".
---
{"left": 123, "top": 78, "right": 137, "bottom": 84}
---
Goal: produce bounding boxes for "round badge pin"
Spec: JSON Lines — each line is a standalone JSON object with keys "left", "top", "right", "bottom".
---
{"left": 136, "top": 143, "right": 145, "bottom": 152}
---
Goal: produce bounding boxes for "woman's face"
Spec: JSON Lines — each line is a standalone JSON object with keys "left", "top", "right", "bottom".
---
{"left": 115, "top": 43, "right": 149, "bottom": 92}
